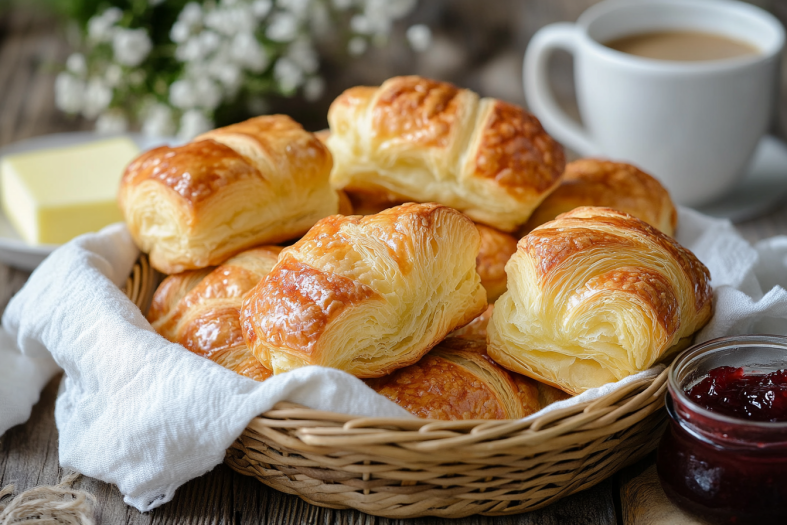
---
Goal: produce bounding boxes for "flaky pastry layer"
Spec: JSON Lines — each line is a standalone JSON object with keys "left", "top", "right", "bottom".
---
{"left": 240, "top": 203, "right": 488, "bottom": 377}
{"left": 148, "top": 246, "right": 281, "bottom": 381}
{"left": 326, "top": 76, "right": 565, "bottom": 232}
{"left": 367, "top": 337, "right": 569, "bottom": 420}
{"left": 522, "top": 159, "right": 677, "bottom": 236}
{"left": 489, "top": 207, "right": 712, "bottom": 394}
{"left": 119, "top": 115, "right": 338, "bottom": 274}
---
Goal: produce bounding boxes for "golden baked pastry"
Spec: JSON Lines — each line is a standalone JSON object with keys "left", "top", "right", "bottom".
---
{"left": 476, "top": 224, "right": 518, "bottom": 302}
{"left": 522, "top": 159, "right": 677, "bottom": 236}
{"left": 367, "top": 338, "right": 568, "bottom": 420}
{"left": 118, "top": 115, "right": 338, "bottom": 274}
{"left": 333, "top": 192, "right": 518, "bottom": 302}
{"left": 326, "top": 75, "right": 566, "bottom": 232}
{"left": 449, "top": 304, "right": 494, "bottom": 339}
{"left": 240, "top": 203, "right": 488, "bottom": 377}
{"left": 489, "top": 207, "right": 712, "bottom": 394}
{"left": 148, "top": 246, "right": 281, "bottom": 381}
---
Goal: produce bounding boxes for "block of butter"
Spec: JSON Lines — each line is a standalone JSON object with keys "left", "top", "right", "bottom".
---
{"left": 0, "top": 137, "right": 139, "bottom": 245}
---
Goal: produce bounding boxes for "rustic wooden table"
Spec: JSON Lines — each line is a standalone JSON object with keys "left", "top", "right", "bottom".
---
{"left": 1, "top": 5, "right": 786, "bottom": 525}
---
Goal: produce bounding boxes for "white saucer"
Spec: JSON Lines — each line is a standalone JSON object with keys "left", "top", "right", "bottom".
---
{"left": 0, "top": 132, "right": 177, "bottom": 271}
{"left": 694, "top": 135, "right": 787, "bottom": 222}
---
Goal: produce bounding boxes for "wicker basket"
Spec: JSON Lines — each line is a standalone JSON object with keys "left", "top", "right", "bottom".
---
{"left": 124, "top": 255, "right": 669, "bottom": 519}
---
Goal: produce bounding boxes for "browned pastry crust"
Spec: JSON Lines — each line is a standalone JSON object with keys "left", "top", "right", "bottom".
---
{"left": 148, "top": 246, "right": 281, "bottom": 381}
{"left": 327, "top": 76, "right": 565, "bottom": 232}
{"left": 475, "top": 224, "right": 518, "bottom": 302}
{"left": 449, "top": 304, "right": 494, "bottom": 339}
{"left": 367, "top": 338, "right": 569, "bottom": 420}
{"left": 119, "top": 115, "right": 338, "bottom": 274}
{"left": 336, "top": 191, "right": 518, "bottom": 302}
{"left": 240, "top": 203, "right": 488, "bottom": 378}
{"left": 489, "top": 207, "right": 713, "bottom": 394}
{"left": 521, "top": 159, "right": 678, "bottom": 236}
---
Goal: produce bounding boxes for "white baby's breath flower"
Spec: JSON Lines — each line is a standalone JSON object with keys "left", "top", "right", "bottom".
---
{"left": 279, "top": 0, "right": 311, "bottom": 19}
{"left": 303, "top": 76, "right": 325, "bottom": 101}
{"left": 142, "top": 104, "right": 176, "bottom": 137}
{"left": 87, "top": 7, "right": 122, "bottom": 43}
{"left": 286, "top": 39, "right": 318, "bottom": 74}
{"left": 251, "top": 0, "right": 272, "bottom": 19}
{"left": 170, "top": 21, "right": 192, "bottom": 44}
{"left": 231, "top": 32, "right": 269, "bottom": 72}
{"left": 113, "top": 28, "right": 153, "bottom": 67}
{"left": 347, "top": 36, "right": 368, "bottom": 56}
{"left": 170, "top": 79, "right": 197, "bottom": 109}
{"left": 178, "top": 110, "right": 213, "bottom": 140}
{"left": 82, "top": 77, "right": 113, "bottom": 119}
{"left": 205, "top": 6, "right": 254, "bottom": 36}
{"left": 65, "top": 53, "right": 87, "bottom": 77}
{"left": 55, "top": 72, "right": 85, "bottom": 113}
{"left": 104, "top": 63, "right": 124, "bottom": 87}
{"left": 197, "top": 30, "right": 221, "bottom": 55}
{"left": 406, "top": 24, "right": 431, "bottom": 52}
{"left": 193, "top": 77, "right": 223, "bottom": 110}
{"left": 175, "top": 37, "right": 203, "bottom": 62}
{"left": 211, "top": 61, "right": 242, "bottom": 91}
{"left": 179, "top": 2, "right": 203, "bottom": 27}
{"left": 95, "top": 110, "right": 129, "bottom": 134}
{"left": 350, "top": 15, "right": 372, "bottom": 35}
{"left": 266, "top": 12, "right": 299, "bottom": 42}
{"left": 274, "top": 57, "right": 304, "bottom": 92}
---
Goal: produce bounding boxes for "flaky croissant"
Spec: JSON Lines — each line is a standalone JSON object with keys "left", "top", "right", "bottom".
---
{"left": 240, "top": 203, "right": 488, "bottom": 377}
{"left": 148, "top": 246, "right": 281, "bottom": 381}
{"left": 326, "top": 75, "right": 565, "bottom": 232}
{"left": 367, "top": 337, "right": 569, "bottom": 420}
{"left": 119, "top": 115, "right": 338, "bottom": 274}
{"left": 476, "top": 224, "right": 518, "bottom": 303}
{"left": 522, "top": 159, "right": 677, "bottom": 236}
{"left": 489, "top": 207, "right": 712, "bottom": 394}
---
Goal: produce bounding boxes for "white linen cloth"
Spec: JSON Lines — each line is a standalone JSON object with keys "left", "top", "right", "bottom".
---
{"left": 1, "top": 207, "right": 786, "bottom": 512}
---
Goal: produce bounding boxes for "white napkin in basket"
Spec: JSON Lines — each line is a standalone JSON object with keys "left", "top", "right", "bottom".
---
{"left": 1, "top": 208, "right": 786, "bottom": 512}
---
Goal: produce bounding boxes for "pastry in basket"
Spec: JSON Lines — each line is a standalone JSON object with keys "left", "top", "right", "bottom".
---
{"left": 240, "top": 203, "right": 488, "bottom": 377}
{"left": 367, "top": 337, "right": 569, "bottom": 420}
{"left": 449, "top": 304, "right": 493, "bottom": 339}
{"left": 332, "top": 192, "right": 518, "bottom": 303}
{"left": 521, "top": 159, "right": 677, "bottom": 236}
{"left": 148, "top": 246, "right": 281, "bottom": 381}
{"left": 118, "top": 115, "right": 338, "bottom": 274}
{"left": 326, "top": 75, "right": 566, "bottom": 232}
{"left": 489, "top": 207, "right": 712, "bottom": 394}
{"left": 476, "top": 224, "right": 518, "bottom": 302}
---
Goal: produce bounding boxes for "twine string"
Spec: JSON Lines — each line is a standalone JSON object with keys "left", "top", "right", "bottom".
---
{"left": 0, "top": 472, "right": 96, "bottom": 525}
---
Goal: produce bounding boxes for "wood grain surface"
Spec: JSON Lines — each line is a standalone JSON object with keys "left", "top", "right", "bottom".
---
{"left": 1, "top": 3, "right": 786, "bottom": 524}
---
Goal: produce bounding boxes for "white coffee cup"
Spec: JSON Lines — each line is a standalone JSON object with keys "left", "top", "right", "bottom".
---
{"left": 523, "top": 0, "right": 784, "bottom": 206}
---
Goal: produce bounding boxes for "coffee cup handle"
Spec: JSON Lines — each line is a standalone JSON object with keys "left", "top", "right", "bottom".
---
{"left": 523, "top": 23, "right": 598, "bottom": 156}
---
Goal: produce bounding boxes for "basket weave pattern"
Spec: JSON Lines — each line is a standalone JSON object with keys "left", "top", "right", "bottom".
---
{"left": 125, "top": 255, "right": 668, "bottom": 518}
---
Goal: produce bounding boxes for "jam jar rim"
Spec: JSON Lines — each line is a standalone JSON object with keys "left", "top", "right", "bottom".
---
{"left": 668, "top": 334, "right": 787, "bottom": 429}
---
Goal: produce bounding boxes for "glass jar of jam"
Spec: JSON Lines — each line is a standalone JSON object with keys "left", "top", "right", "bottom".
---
{"left": 657, "top": 335, "right": 787, "bottom": 524}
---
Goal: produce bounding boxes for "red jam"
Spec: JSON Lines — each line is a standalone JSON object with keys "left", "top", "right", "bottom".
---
{"left": 686, "top": 366, "right": 787, "bottom": 422}
{"left": 656, "top": 336, "right": 787, "bottom": 525}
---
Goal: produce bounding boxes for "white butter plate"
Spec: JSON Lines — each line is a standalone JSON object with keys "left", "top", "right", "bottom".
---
{"left": 0, "top": 132, "right": 177, "bottom": 271}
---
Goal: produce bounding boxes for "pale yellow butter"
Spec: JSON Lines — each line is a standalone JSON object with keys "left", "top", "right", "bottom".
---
{"left": 0, "top": 137, "right": 139, "bottom": 245}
